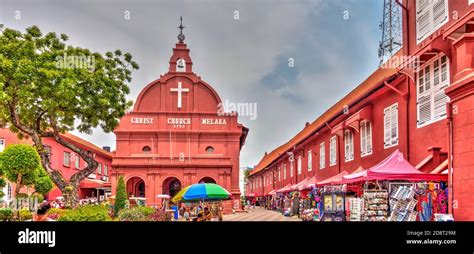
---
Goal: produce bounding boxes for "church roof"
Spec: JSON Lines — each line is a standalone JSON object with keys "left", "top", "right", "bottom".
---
{"left": 249, "top": 50, "right": 402, "bottom": 177}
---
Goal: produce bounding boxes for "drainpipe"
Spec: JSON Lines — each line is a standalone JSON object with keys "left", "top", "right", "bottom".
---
{"left": 405, "top": 79, "right": 410, "bottom": 162}
{"left": 446, "top": 102, "right": 454, "bottom": 215}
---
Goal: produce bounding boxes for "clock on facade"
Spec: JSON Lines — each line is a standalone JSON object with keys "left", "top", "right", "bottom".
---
{"left": 176, "top": 58, "right": 186, "bottom": 72}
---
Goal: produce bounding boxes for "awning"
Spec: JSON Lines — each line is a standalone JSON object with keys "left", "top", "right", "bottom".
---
{"left": 298, "top": 175, "right": 321, "bottom": 190}
{"left": 367, "top": 150, "right": 447, "bottom": 181}
{"left": 246, "top": 191, "right": 263, "bottom": 197}
{"left": 341, "top": 150, "right": 447, "bottom": 183}
{"left": 80, "top": 178, "right": 111, "bottom": 189}
{"left": 266, "top": 189, "right": 277, "bottom": 196}
{"left": 276, "top": 183, "right": 293, "bottom": 193}
{"left": 342, "top": 166, "right": 367, "bottom": 184}
{"left": 316, "top": 171, "right": 349, "bottom": 186}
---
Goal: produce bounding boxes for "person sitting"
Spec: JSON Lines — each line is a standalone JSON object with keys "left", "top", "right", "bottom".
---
{"left": 193, "top": 213, "right": 204, "bottom": 222}
{"left": 203, "top": 207, "right": 212, "bottom": 221}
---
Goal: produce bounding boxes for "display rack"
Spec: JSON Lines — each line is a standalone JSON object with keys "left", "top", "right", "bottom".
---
{"left": 388, "top": 185, "right": 418, "bottom": 221}
{"left": 363, "top": 189, "right": 388, "bottom": 221}
{"left": 348, "top": 197, "right": 364, "bottom": 221}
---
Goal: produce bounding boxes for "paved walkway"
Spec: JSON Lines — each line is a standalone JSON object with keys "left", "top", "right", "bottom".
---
{"left": 223, "top": 207, "right": 301, "bottom": 221}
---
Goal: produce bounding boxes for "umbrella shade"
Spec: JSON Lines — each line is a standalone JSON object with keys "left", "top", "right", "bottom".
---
{"left": 171, "top": 183, "right": 232, "bottom": 202}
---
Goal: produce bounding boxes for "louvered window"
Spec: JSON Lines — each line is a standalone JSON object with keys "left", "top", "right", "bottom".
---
{"left": 384, "top": 103, "right": 399, "bottom": 148}
{"left": 416, "top": 0, "right": 448, "bottom": 44}
{"left": 417, "top": 54, "right": 450, "bottom": 127}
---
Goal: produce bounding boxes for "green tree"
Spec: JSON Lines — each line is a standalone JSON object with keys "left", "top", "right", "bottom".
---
{"left": 34, "top": 167, "right": 53, "bottom": 195}
{"left": 0, "top": 144, "right": 41, "bottom": 196}
{"left": 114, "top": 176, "right": 126, "bottom": 216}
{"left": 0, "top": 25, "right": 138, "bottom": 207}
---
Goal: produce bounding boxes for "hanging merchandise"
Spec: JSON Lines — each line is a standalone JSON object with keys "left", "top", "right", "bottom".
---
{"left": 363, "top": 189, "right": 388, "bottom": 221}
{"left": 321, "top": 186, "right": 345, "bottom": 221}
{"left": 388, "top": 185, "right": 418, "bottom": 221}
{"left": 348, "top": 197, "right": 364, "bottom": 221}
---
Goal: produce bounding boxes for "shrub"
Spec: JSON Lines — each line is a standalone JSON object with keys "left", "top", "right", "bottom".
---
{"left": 149, "top": 209, "right": 172, "bottom": 222}
{"left": 114, "top": 176, "right": 127, "bottom": 216}
{"left": 16, "top": 193, "right": 29, "bottom": 200}
{"left": 30, "top": 193, "right": 44, "bottom": 203}
{"left": 0, "top": 208, "right": 13, "bottom": 221}
{"left": 18, "top": 208, "right": 32, "bottom": 221}
{"left": 46, "top": 208, "right": 67, "bottom": 220}
{"left": 58, "top": 205, "right": 112, "bottom": 221}
{"left": 118, "top": 206, "right": 156, "bottom": 221}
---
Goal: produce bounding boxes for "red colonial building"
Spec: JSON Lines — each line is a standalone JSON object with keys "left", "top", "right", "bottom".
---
{"left": 247, "top": 0, "right": 474, "bottom": 220}
{"left": 0, "top": 128, "right": 112, "bottom": 203}
{"left": 110, "top": 30, "right": 248, "bottom": 207}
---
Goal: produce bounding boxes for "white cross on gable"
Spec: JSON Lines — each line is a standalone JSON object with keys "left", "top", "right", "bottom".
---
{"left": 170, "top": 82, "right": 189, "bottom": 109}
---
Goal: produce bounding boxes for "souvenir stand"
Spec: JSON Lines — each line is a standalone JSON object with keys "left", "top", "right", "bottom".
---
{"left": 341, "top": 150, "right": 449, "bottom": 221}
{"left": 319, "top": 185, "right": 346, "bottom": 221}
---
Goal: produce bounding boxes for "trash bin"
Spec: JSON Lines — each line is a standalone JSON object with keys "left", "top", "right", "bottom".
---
{"left": 171, "top": 206, "right": 179, "bottom": 220}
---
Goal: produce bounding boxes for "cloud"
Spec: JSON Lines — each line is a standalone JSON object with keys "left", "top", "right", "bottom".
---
{"left": 1, "top": 0, "right": 384, "bottom": 168}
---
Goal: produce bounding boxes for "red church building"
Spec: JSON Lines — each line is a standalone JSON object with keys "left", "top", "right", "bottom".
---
{"left": 110, "top": 28, "right": 248, "bottom": 207}
{"left": 247, "top": 1, "right": 474, "bottom": 220}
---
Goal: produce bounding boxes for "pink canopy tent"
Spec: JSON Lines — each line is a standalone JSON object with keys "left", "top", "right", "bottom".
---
{"left": 298, "top": 175, "right": 321, "bottom": 190}
{"left": 266, "top": 189, "right": 277, "bottom": 196}
{"left": 343, "top": 150, "right": 447, "bottom": 183}
{"left": 316, "top": 171, "right": 349, "bottom": 186}
{"left": 290, "top": 176, "right": 312, "bottom": 191}
{"left": 276, "top": 183, "right": 293, "bottom": 193}
{"left": 342, "top": 166, "right": 367, "bottom": 184}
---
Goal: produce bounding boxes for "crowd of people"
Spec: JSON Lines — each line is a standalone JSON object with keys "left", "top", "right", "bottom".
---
{"left": 178, "top": 202, "right": 223, "bottom": 221}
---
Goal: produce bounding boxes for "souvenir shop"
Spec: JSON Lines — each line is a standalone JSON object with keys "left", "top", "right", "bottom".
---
{"left": 267, "top": 150, "right": 451, "bottom": 222}
{"left": 341, "top": 150, "right": 450, "bottom": 222}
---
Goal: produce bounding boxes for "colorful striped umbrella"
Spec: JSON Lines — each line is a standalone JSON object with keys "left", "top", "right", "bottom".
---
{"left": 171, "top": 183, "right": 232, "bottom": 203}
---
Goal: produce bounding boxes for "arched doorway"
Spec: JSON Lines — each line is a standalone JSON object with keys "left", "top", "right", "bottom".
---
{"left": 198, "top": 177, "right": 216, "bottom": 184}
{"left": 126, "top": 177, "right": 145, "bottom": 198}
{"left": 162, "top": 177, "right": 182, "bottom": 197}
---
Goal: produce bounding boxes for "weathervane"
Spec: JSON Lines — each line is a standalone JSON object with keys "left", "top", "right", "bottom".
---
{"left": 177, "top": 16, "right": 185, "bottom": 43}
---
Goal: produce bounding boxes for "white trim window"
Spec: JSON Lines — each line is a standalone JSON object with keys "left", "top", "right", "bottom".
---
{"left": 384, "top": 103, "right": 399, "bottom": 148}
{"left": 290, "top": 160, "right": 294, "bottom": 177}
{"left": 297, "top": 156, "right": 302, "bottom": 175}
{"left": 63, "top": 152, "right": 70, "bottom": 167}
{"left": 283, "top": 163, "right": 287, "bottom": 179}
{"left": 329, "top": 136, "right": 337, "bottom": 166}
{"left": 0, "top": 138, "right": 5, "bottom": 152}
{"left": 360, "top": 121, "right": 373, "bottom": 157}
{"left": 417, "top": 54, "right": 450, "bottom": 127}
{"left": 344, "top": 130, "right": 354, "bottom": 162}
{"left": 307, "top": 150, "right": 313, "bottom": 171}
{"left": 319, "top": 142, "right": 325, "bottom": 169}
{"left": 278, "top": 166, "right": 281, "bottom": 181}
{"left": 97, "top": 163, "right": 102, "bottom": 174}
{"left": 104, "top": 165, "right": 108, "bottom": 176}
{"left": 75, "top": 154, "right": 80, "bottom": 169}
{"left": 416, "top": 0, "right": 449, "bottom": 44}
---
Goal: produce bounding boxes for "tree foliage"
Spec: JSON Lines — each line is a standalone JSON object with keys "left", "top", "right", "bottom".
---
{"left": 0, "top": 144, "right": 41, "bottom": 195}
{"left": 114, "top": 175, "right": 127, "bottom": 216}
{"left": 0, "top": 25, "right": 139, "bottom": 207}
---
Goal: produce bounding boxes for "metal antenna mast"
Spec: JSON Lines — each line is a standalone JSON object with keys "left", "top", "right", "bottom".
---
{"left": 378, "top": 0, "right": 402, "bottom": 65}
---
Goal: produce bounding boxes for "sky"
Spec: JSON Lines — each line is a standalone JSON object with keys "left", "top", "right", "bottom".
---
{"left": 0, "top": 0, "right": 384, "bottom": 168}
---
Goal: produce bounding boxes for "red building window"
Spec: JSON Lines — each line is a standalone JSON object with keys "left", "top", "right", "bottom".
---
{"left": 417, "top": 54, "right": 449, "bottom": 127}
{"left": 384, "top": 103, "right": 399, "bottom": 148}
{"left": 360, "top": 121, "right": 372, "bottom": 157}
{"left": 63, "top": 152, "right": 70, "bottom": 167}
{"left": 344, "top": 130, "right": 354, "bottom": 162}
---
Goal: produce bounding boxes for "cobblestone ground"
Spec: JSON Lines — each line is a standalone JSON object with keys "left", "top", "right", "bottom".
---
{"left": 223, "top": 207, "right": 301, "bottom": 221}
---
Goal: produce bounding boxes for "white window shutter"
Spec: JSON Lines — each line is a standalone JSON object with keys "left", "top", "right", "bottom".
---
{"left": 416, "top": 0, "right": 432, "bottom": 43}
{"left": 367, "top": 122, "right": 372, "bottom": 153}
{"left": 391, "top": 105, "right": 398, "bottom": 145}
{"left": 384, "top": 108, "right": 391, "bottom": 146}
{"left": 360, "top": 123, "right": 367, "bottom": 155}
{"left": 432, "top": 0, "right": 448, "bottom": 28}
{"left": 418, "top": 94, "right": 432, "bottom": 125}
{"left": 434, "top": 84, "right": 448, "bottom": 120}
{"left": 308, "top": 151, "right": 312, "bottom": 171}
